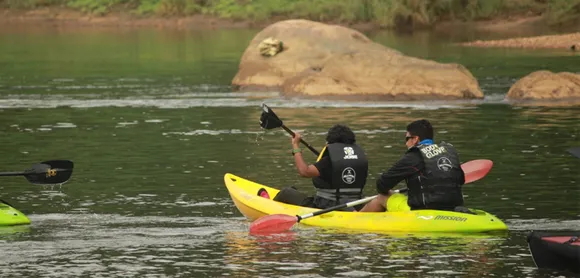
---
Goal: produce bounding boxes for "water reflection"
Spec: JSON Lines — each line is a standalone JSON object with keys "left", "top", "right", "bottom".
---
{"left": 222, "top": 229, "right": 509, "bottom": 277}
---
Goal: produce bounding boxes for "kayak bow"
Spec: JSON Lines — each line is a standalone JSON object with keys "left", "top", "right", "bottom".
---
{"left": 0, "top": 200, "right": 30, "bottom": 226}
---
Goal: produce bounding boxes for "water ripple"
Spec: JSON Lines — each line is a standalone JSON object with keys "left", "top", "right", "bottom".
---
{"left": 0, "top": 93, "right": 481, "bottom": 109}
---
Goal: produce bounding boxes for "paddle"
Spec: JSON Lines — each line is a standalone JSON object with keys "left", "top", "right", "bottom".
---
{"left": 0, "top": 160, "right": 74, "bottom": 185}
{"left": 568, "top": 147, "right": 580, "bottom": 159}
{"left": 259, "top": 103, "right": 320, "bottom": 156}
{"left": 461, "top": 159, "right": 493, "bottom": 184}
{"left": 249, "top": 159, "right": 493, "bottom": 234}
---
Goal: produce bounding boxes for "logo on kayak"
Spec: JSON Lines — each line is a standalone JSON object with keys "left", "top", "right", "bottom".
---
{"left": 417, "top": 216, "right": 434, "bottom": 220}
{"left": 434, "top": 215, "right": 467, "bottom": 222}
{"left": 437, "top": 157, "right": 453, "bottom": 172}
{"left": 343, "top": 147, "right": 358, "bottom": 159}
{"left": 46, "top": 169, "right": 57, "bottom": 177}
{"left": 342, "top": 167, "right": 356, "bottom": 184}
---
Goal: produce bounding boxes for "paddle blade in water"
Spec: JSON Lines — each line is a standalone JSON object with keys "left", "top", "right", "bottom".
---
{"left": 259, "top": 103, "right": 283, "bottom": 130}
{"left": 568, "top": 147, "right": 580, "bottom": 159}
{"left": 24, "top": 160, "right": 74, "bottom": 185}
{"left": 249, "top": 214, "right": 298, "bottom": 234}
{"left": 462, "top": 159, "right": 493, "bottom": 184}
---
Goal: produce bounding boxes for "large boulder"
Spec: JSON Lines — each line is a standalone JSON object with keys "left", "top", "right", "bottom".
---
{"left": 232, "top": 20, "right": 483, "bottom": 100}
{"left": 506, "top": 71, "right": 580, "bottom": 100}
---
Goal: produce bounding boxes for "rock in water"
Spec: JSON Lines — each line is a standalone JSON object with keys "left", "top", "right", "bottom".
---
{"left": 506, "top": 71, "right": 580, "bottom": 101}
{"left": 232, "top": 19, "right": 483, "bottom": 100}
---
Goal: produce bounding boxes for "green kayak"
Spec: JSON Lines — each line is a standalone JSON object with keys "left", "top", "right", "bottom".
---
{"left": 0, "top": 201, "right": 30, "bottom": 226}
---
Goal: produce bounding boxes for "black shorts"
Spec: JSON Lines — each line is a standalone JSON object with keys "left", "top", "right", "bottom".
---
{"left": 273, "top": 187, "right": 359, "bottom": 211}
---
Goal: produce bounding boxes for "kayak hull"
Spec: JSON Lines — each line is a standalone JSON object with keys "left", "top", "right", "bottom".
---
{"left": 0, "top": 201, "right": 31, "bottom": 226}
{"left": 527, "top": 230, "right": 580, "bottom": 273}
{"left": 224, "top": 173, "right": 508, "bottom": 233}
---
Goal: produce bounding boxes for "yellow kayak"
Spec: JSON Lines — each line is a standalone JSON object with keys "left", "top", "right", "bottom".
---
{"left": 224, "top": 173, "right": 508, "bottom": 233}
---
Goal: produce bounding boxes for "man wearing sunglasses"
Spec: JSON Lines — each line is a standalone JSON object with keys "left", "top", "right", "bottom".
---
{"left": 359, "top": 119, "right": 465, "bottom": 212}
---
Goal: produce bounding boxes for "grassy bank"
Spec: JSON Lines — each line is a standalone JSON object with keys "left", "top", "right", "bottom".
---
{"left": 1, "top": 0, "right": 579, "bottom": 29}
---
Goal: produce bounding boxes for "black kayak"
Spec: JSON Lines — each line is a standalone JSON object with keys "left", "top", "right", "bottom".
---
{"left": 527, "top": 230, "right": 580, "bottom": 274}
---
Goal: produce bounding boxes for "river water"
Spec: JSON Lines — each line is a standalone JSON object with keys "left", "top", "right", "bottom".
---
{"left": 0, "top": 24, "right": 579, "bottom": 277}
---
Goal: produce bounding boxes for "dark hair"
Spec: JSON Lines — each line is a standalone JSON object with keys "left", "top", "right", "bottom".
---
{"left": 406, "top": 119, "right": 433, "bottom": 141}
{"left": 326, "top": 124, "right": 356, "bottom": 144}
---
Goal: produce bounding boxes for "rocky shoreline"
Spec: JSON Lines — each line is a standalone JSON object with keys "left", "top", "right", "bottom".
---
{"left": 461, "top": 32, "right": 580, "bottom": 50}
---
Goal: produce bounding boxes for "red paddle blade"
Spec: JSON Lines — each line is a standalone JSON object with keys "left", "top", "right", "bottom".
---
{"left": 249, "top": 214, "right": 298, "bottom": 234}
{"left": 462, "top": 159, "right": 493, "bottom": 184}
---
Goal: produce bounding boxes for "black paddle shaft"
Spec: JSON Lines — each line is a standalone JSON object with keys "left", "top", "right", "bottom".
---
{"left": 0, "top": 160, "right": 74, "bottom": 185}
{"left": 260, "top": 103, "right": 320, "bottom": 156}
{"left": 0, "top": 171, "right": 29, "bottom": 177}
{"left": 281, "top": 125, "right": 320, "bottom": 156}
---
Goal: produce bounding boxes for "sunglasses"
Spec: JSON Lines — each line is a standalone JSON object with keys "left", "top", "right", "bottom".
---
{"left": 405, "top": 136, "right": 416, "bottom": 143}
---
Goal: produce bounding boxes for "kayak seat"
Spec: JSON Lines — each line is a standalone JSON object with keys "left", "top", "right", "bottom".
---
{"left": 272, "top": 186, "right": 308, "bottom": 206}
{"left": 454, "top": 206, "right": 476, "bottom": 215}
{"left": 257, "top": 188, "right": 271, "bottom": 199}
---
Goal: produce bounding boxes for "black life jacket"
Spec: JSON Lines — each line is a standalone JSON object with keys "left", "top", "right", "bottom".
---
{"left": 311, "top": 143, "right": 368, "bottom": 204}
{"left": 407, "top": 142, "right": 464, "bottom": 210}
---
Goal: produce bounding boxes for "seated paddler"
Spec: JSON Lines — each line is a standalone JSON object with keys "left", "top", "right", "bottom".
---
{"left": 272, "top": 124, "right": 369, "bottom": 211}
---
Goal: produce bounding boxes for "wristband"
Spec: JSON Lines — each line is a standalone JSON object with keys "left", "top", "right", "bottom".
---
{"left": 292, "top": 148, "right": 303, "bottom": 155}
